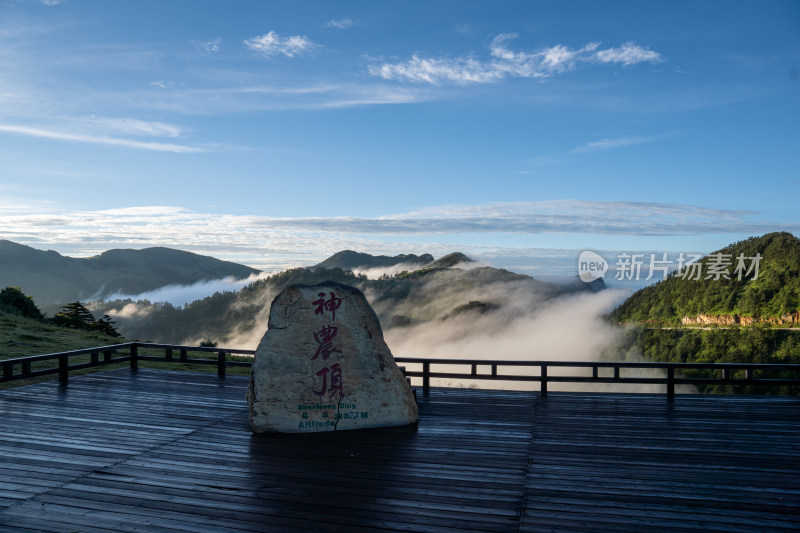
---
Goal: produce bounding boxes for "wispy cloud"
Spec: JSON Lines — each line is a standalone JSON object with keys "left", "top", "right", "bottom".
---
{"left": 193, "top": 38, "right": 221, "bottom": 54}
{"left": 121, "top": 83, "right": 432, "bottom": 114}
{"left": 0, "top": 123, "right": 201, "bottom": 153}
{"left": 525, "top": 134, "right": 665, "bottom": 168}
{"left": 596, "top": 42, "right": 663, "bottom": 66}
{"left": 371, "top": 34, "right": 664, "bottom": 85}
{"left": 569, "top": 135, "right": 660, "bottom": 153}
{"left": 324, "top": 18, "right": 356, "bottom": 30}
{"left": 83, "top": 117, "right": 183, "bottom": 138}
{"left": 369, "top": 56, "right": 503, "bottom": 85}
{"left": 244, "top": 31, "right": 316, "bottom": 58}
{"left": 148, "top": 80, "right": 175, "bottom": 89}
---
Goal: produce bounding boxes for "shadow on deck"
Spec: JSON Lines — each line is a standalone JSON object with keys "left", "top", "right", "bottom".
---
{"left": 0, "top": 368, "right": 798, "bottom": 532}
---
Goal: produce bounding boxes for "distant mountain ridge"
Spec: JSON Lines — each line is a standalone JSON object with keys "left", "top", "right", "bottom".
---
{"left": 610, "top": 232, "right": 800, "bottom": 325}
{"left": 314, "top": 250, "right": 434, "bottom": 271}
{"left": 0, "top": 240, "right": 260, "bottom": 305}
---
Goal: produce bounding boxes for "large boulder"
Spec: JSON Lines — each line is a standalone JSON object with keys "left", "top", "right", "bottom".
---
{"left": 247, "top": 281, "right": 418, "bottom": 433}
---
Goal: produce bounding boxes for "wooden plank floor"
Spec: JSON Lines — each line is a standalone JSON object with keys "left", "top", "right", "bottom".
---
{"left": 0, "top": 369, "right": 797, "bottom": 532}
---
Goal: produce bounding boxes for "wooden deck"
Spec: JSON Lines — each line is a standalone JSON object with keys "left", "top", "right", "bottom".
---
{"left": 0, "top": 368, "right": 798, "bottom": 532}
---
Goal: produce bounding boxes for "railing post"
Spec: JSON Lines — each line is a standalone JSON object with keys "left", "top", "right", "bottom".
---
{"left": 541, "top": 365, "right": 547, "bottom": 396}
{"left": 90, "top": 352, "right": 98, "bottom": 365}
{"left": 130, "top": 344, "right": 138, "bottom": 371}
{"left": 217, "top": 350, "right": 226, "bottom": 378}
{"left": 165, "top": 347, "right": 173, "bottom": 361}
{"left": 667, "top": 367, "right": 675, "bottom": 400}
{"left": 180, "top": 348, "right": 188, "bottom": 362}
{"left": 422, "top": 362, "right": 430, "bottom": 396}
{"left": 491, "top": 364, "right": 497, "bottom": 377}
{"left": 22, "top": 362, "right": 31, "bottom": 377}
{"left": 58, "top": 354, "right": 69, "bottom": 383}
{"left": 471, "top": 363, "right": 477, "bottom": 377}
{"left": 592, "top": 366, "right": 598, "bottom": 380}
{"left": 2, "top": 363, "right": 11, "bottom": 381}
{"left": 399, "top": 366, "right": 411, "bottom": 387}
{"left": 103, "top": 350, "right": 112, "bottom": 362}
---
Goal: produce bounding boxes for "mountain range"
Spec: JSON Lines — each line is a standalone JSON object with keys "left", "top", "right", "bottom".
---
{"left": 0, "top": 240, "right": 260, "bottom": 305}
{"left": 89, "top": 250, "right": 603, "bottom": 346}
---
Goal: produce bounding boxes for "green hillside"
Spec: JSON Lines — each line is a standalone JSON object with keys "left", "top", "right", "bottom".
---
{"left": 0, "top": 240, "right": 260, "bottom": 305}
{"left": 611, "top": 232, "right": 800, "bottom": 326}
{"left": 606, "top": 232, "right": 800, "bottom": 393}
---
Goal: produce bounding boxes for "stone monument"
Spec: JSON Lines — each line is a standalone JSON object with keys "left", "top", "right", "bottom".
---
{"left": 247, "top": 281, "right": 418, "bottom": 433}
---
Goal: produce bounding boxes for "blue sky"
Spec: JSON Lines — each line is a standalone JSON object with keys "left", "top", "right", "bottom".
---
{"left": 0, "top": 0, "right": 798, "bottom": 283}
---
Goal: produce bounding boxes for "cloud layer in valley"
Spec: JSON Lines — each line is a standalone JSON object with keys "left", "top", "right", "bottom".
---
{"left": 122, "top": 265, "right": 669, "bottom": 393}
{"left": 102, "top": 272, "right": 268, "bottom": 308}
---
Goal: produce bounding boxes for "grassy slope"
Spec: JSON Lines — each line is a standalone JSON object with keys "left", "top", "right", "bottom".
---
{"left": 0, "top": 309, "right": 125, "bottom": 358}
{"left": 0, "top": 309, "right": 251, "bottom": 389}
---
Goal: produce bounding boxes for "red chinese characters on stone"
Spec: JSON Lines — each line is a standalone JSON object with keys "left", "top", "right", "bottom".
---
{"left": 313, "top": 292, "right": 342, "bottom": 322}
{"left": 313, "top": 363, "right": 343, "bottom": 398}
{"left": 312, "top": 325, "right": 341, "bottom": 361}
{"left": 311, "top": 291, "right": 344, "bottom": 399}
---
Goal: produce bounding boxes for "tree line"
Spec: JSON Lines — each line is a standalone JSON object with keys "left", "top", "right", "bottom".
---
{"left": 604, "top": 326, "right": 800, "bottom": 394}
{"left": 0, "top": 286, "right": 120, "bottom": 337}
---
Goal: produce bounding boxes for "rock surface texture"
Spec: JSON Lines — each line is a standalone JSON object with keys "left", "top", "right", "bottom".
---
{"left": 247, "top": 281, "right": 418, "bottom": 433}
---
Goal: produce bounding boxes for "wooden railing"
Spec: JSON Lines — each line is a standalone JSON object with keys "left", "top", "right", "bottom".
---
{"left": 394, "top": 358, "right": 800, "bottom": 398}
{"left": 2, "top": 342, "right": 799, "bottom": 399}
{"left": 0, "top": 342, "right": 254, "bottom": 384}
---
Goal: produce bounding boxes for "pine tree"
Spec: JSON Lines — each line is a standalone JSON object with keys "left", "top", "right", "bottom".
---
{"left": 53, "top": 301, "right": 97, "bottom": 329}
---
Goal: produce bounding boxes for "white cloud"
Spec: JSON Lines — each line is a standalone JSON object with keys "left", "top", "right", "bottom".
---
{"left": 124, "top": 82, "right": 431, "bottom": 114}
{"left": 93, "top": 206, "right": 190, "bottom": 216}
{"left": 149, "top": 80, "right": 175, "bottom": 89}
{"left": 0, "top": 201, "right": 795, "bottom": 273}
{"left": 244, "top": 31, "right": 315, "bottom": 58}
{"left": 104, "top": 273, "right": 269, "bottom": 307}
{"left": 0, "top": 123, "right": 202, "bottom": 153}
{"left": 85, "top": 117, "right": 183, "bottom": 138}
{"left": 369, "top": 55, "right": 503, "bottom": 86}
{"left": 0, "top": 202, "right": 794, "bottom": 284}
{"left": 596, "top": 42, "right": 663, "bottom": 65}
{"left": 324, "top": 18, "right": 355, "bottom": 30}
{"left": 194, "top": 38, "right": 221, "bottom": 54}
{"left": 526, "top": 134, "right": 668, "bottom": 167}
{"left": 372, "top": 34, "right": 664, "bottom": 85}
{"left": 570, "top": 135, "right": 657, "bottom": 153}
